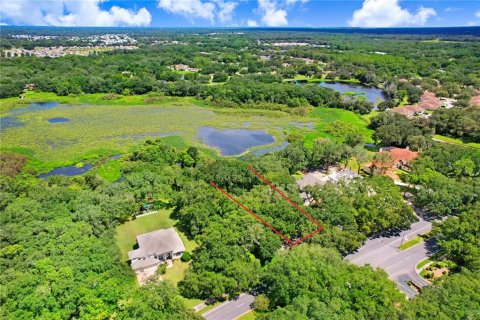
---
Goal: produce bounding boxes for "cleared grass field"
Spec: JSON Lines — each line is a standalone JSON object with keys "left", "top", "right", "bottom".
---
{"left": 303, "top": 107, "right": 374, "bottom": 148}
{"left": 115, "top": 209, "right": 197, "bottom": 262}
{"left": 115, "top": 210, "right": 200, "bottom": 307}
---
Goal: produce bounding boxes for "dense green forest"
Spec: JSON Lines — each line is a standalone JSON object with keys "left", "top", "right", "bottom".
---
{"left": 1, "top": 28, "right": 479, "bottom": 319}
{"left": 1, "top": 137, "right": 479, "bottom": 319}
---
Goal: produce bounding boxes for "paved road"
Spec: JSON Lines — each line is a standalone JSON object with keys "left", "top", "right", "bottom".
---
{"left": 202, "top": 294, "right": 254, "bottom": 320}
{"left": 345, "top": 217, "right": 434, "bottom": 298}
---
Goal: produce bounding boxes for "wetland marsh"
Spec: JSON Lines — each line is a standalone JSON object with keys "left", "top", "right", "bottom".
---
{"left": 0, "top": 93, "right": 373, "bottom": 174}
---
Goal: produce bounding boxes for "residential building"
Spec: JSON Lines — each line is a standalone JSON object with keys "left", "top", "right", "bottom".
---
{"left": 128, "top": 228, "right": 185, "bottom": 283}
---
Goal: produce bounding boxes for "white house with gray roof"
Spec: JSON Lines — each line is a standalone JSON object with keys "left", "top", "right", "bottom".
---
{"left": 128, "top": 228, "right": 185, "bottom": 273}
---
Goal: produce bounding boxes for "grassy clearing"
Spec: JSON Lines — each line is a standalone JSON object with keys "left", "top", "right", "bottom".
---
{"left": 96, "top": 159, "right": 122, "bottom": 182}
{"left": 115, "top": 209, "right": 197, "bottom": 262}
{"left": 303, "top": 107, "right": 374, "bottom": 148}
{"left": 0, "top": 91, "right": 203, "bottom": 115}
{"left": 163, "top": 259, "right": 191, "bottom": 287}
{"left": 433, "top": 134, "right": 480, "bottom": 149}
{"left": 236, "top": 310, "right": 257, "bottom": 320}
{"left": 115, "top": 210, "right": 201, "bottom": 309}
{"left": 283, "top": 74, "right": 360, "bottom": 84}
{"left": 399, "top": 236, "right": 423, "bottom": 250}
{"left": 182, "top": 298, "right": 204, "bottom": 310}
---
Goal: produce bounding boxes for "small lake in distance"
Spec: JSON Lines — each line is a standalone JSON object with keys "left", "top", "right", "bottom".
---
{"left": 198, "top": 127, "right": 276, "bottom": 156}
{"left": 318, "top": 82, "right": 386, "bottom": 105}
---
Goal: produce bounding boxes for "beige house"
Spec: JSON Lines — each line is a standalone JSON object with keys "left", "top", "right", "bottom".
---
{"left": 128, "top": 228, "right": 185, "bottom": 283}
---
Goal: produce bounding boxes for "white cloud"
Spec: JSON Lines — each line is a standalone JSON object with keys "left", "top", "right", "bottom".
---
{"left": 445, "top": 7, "right": 462, "bottom": 13}
{"left": 285, "top": 0, "right": 309, "bottom": 5}
{"left": 476, "top": 10, "right": 480, "bottom": 18}
{"left": 247, "top": 19, "right": 259, "bottom": 27}
{"left": 0, "top": 0, "right": 151, "bottom": 26}
{"left": 158, "top": 0, "right": 216, "bottom": 21}
{"left": 157, "top": 0, "right": 238, "bottom": 23}
{"left": 258, "top": 0, "right": 288, "bottom": 26}
{"left": 349, "top": 0, "right": 436, "bottom": 27}
{"left": 217, "top": 1, "right": 239, "bottom": 23}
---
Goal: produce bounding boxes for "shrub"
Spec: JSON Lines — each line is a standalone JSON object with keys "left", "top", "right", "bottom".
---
{"left": 156, "top": 263, "right": 167, "bottom": 275}
{"left": 181, "top": 251, "right": 192, "bottom": 262}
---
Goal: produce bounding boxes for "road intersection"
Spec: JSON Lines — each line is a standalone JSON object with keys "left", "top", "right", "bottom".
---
{"left": 345, "top": 217, "right": 434, "bottom": 298}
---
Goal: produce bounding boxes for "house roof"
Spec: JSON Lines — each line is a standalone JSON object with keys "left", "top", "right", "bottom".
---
{"left": 381, "top": 147, "right": 419, "bottom": 163}
{"left": 128, "top": 228, "right": 185, "bottom": 260}
{"left": 470, "top": 95, "right": 480, "bottom": 107}
{"left": 419, "top": 91, "right": 441, "bottom": 110}
{"left": 390, "top": 105, "right": 424, "bottom": 117}
{"left": 297, "top": 169, "right": 359, "bottom": 189}
{"left": 130, "top": 256, "right": 161, "bottom": 271}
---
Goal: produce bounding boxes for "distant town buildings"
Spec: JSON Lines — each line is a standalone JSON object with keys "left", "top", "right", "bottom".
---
{"left": 170, "top": 64, "right": 200, "bottom": 72}
{"left": 3, "top": 45, "right": 138, "bottom": 58}
{"left": 3, "top": 33, "right": 138, "bottom": 58}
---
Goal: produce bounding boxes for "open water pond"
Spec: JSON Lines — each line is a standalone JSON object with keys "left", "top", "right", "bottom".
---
{"left": 197, "top": 127, "right": 276, "bottom": 156}
{"left": 1, "top": 102, "right": 61, "bottom": 132}
{"left": 318, "top": 82, "right": 386, "bottom": 105}
{"left": 48, "top": 117, "right": 70, "bottom": 123}
{"left": 38, "top": 163, "right": 94, "bottom": 178}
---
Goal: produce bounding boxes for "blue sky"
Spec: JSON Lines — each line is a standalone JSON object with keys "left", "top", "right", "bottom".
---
{"left": 1, "top": 1, "right": 480, "bottom": 27}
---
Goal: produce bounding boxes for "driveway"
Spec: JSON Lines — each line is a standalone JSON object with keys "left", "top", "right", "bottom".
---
{"left": 202, "top": 294, "right": 254, "bottom": 320}
{"left": 345, "top": 217, "right": 435, "bottom": 298}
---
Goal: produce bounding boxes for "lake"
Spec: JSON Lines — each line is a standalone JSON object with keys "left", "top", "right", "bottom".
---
{"left": 318, "top": 82, "right": 386, "bottom": 105}
{"left": 198, "top": 127, "right": 276, "bottom": 156}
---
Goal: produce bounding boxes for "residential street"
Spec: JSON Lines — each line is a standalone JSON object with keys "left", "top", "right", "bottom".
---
{"left": 345, "top": 217, "right": 435, "bottom": 298}
{"left": 202, "top": 294, "right": 255, "bottom": 320}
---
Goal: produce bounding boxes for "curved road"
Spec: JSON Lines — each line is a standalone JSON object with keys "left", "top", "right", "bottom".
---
{"left": 202, "top": 294, "right": 254, "bottom": 320}
{"left": 345, "top": 217, "right": 434, "bottom": 298}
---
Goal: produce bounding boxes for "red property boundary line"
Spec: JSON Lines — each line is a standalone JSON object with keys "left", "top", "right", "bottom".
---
{"left": 210, "top": 165, "right": 324, "bottom": 245}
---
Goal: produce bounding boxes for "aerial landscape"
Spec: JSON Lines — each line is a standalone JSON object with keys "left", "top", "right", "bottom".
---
{"left": 0, "top": 1, "right": 479, "bottom": 319}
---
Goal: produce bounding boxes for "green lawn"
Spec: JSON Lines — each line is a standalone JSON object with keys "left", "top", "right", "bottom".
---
{"left": 399, "top": 236, "right": 423, "bottom": 250}
{"left": 416, "top": 258, "right": 432, "bottom": 270}
{"left": 303, "top": 107, "right": 374, "bottom": 148}
{"left": 163, "top": 259, "right": 191, "bottom": 287}
{"left": 433, "top": 134, "right": 480, "bottom": 149}
{"left": 182, "top": 298, "right": 204, "bottom": 310}
{"left": 236, "top": 310, "right": 257, "bottom": 320}
{"left": 115, "top": 209, "right": 197, "bottom": 262}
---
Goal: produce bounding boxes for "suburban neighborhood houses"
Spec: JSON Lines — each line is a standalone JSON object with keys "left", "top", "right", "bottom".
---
{"left": 128, "top": 228, "right": 185, "bottom": 284}
{"left": 391, "top": 91, "right": 443, "bottom": 117}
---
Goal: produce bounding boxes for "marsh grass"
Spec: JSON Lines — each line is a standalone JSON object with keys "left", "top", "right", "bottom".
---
{"left": 1, "top": 92, "right": 372, "bottom": 173}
